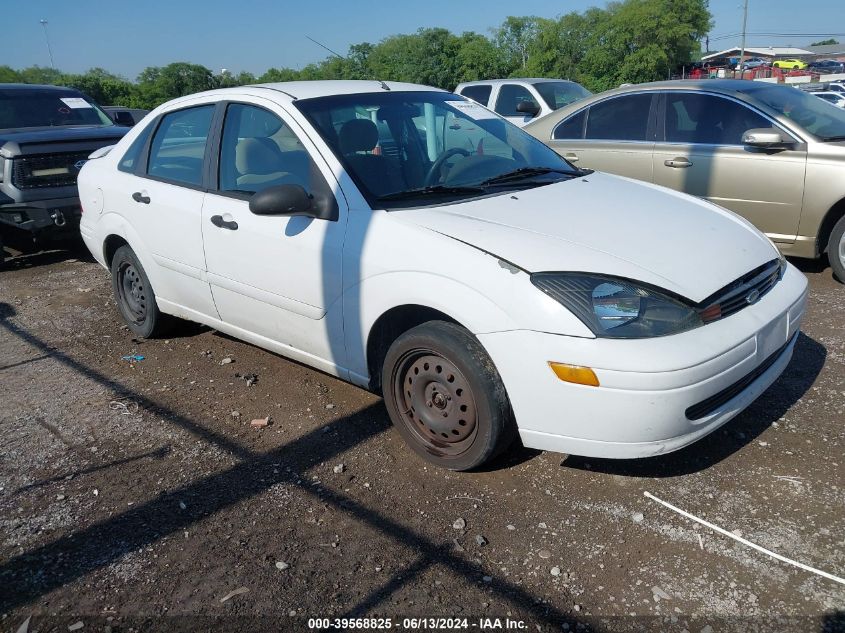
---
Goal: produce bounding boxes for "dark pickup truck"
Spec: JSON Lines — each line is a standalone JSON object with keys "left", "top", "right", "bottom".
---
{"left": 0, "top": 84, "right": 130, "bottom": 265}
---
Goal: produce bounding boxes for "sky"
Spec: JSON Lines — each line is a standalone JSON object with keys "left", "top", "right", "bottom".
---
{"left": 6, "top": 0, "right": 845, "bottom": 79}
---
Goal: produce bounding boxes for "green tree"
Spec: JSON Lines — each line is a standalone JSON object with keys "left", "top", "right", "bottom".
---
{"left": 0, "top": 66, "right": 22, "bottom": 83}
{"left": 810, "top": 38, "right": 839, "bottom": 46}
{"left": 494, "top": 16, "right": 544, "bottom": 73}
{"left": 136, "top": 62, "right": 216, "bottom": 107}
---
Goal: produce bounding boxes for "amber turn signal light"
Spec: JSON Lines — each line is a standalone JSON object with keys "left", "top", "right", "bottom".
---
{"left": 548, "top": 362, "right": 600, "bottom": 387}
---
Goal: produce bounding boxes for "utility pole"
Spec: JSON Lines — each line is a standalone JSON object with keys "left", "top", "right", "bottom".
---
{"left": 39, "top": 19, "right": 55, "bottom": 70}
{"left": 738, "top": 0, "right": 749, "bottom": 77}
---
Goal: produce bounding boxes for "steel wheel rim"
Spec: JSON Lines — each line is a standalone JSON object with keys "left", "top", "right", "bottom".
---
{"left": 392, "top": 350, "right": 478, "bottom": 457}
{"left": 118, "top": 262, "right": 147, "bottom": 324}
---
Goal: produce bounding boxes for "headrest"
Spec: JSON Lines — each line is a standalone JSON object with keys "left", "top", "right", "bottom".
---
{"left": 338, "top": 119, "right": 378, "bottom": 154}
{"left": 235, "top": 137, "right": 282, "bottom": 175}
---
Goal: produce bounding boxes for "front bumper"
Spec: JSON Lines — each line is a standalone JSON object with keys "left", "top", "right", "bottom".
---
{"left": 478, "top": 263, "right": 809, "bottom": 459}
{"left": 0, "top": 196, "right": 83, "bottom": 236}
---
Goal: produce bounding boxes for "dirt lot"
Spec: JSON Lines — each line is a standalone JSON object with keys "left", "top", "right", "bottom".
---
{"left": 0, "top": 246, "right": 843, "bottom": 633}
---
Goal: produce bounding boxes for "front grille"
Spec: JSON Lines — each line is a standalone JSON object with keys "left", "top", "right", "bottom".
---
{"left": 685, "top": 332, "right": 795, "bottom": 421}
{"left": 697, "top": 259, "right": 782, "bottom": 322}
{"left": 12, "top": 151, "right": 91, "bottom": 189}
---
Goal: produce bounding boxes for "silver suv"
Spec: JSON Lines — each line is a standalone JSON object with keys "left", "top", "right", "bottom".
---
{"left": 454, "top": 78, "right": 591, "bottom": 127}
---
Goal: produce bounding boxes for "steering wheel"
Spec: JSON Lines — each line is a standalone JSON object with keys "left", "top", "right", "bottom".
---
{"left": 424, "top": 148, "right": 471, "bottom": 186}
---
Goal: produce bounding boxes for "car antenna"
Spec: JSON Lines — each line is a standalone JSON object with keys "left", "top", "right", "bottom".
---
{"left": 305, "top": 35, "right": 391, "bottom": 91}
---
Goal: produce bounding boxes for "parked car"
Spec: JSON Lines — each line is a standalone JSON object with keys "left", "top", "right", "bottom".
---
{"left": 78, "top": 81, "right": 807, "bottom": 470}
{"left": 524, "top": 79, "right": 845, "bottom": 281}
{"left": 454, "top": 78, "right": 591, "bottom": 127}
{"left": 808, "top": 59, "right": 845, "bottom": 75}
{"left": 773, "top": 58, "right": 808, "bottom": 70}
{"left": 0, "top": 84, "right": 129, "bottom": 265}
{"left": 814, "top": 92, "right": 845, "bottom": 108}
{"left": 740, "top": 57, "right": 769, "bottom": 70}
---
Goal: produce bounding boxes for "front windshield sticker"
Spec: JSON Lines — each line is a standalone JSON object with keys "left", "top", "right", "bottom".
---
{"left": 60, "top": 97, "right": 93, "bottom": 109}
{"left": 450, "top": 101, "right": 498, "bottom": 120}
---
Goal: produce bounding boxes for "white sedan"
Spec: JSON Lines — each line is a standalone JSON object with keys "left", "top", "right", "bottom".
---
{"left": 78, "top": 81, "right": 808, "bottom": 470}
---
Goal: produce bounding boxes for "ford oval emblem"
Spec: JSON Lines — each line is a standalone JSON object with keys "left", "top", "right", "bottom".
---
{"left": 745, "top": 289, "right": 761, "bottom": 305}
{"left": 74, "top": 159, "right": 88, "bottom": 170}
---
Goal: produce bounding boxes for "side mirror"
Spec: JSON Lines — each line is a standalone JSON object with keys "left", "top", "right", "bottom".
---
{"left": 516, "top": 100, "right": 541, "bottom": 117}
{"left": 112, "top": 111, "right": 135, "bottom": 127}
{"left": 743, "top": 128, "right": 793, "bottom": 149}
{"left": 249, "top": 184, "right": 337, "bottom": 221}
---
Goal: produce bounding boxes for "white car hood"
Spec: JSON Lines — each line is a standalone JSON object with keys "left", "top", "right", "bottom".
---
{"left": 395, "top": 172, "right": 778, "bottom": 303}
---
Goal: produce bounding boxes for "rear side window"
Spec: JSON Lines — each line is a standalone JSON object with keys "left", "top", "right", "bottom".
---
{"left": 459, "top": 85, "right": 493, "bottom": 106}
{"left": 494, "top": 84, "right": 536, "bottom": 116}
{"left": 118, "top": 123, "right": 154, "bottom": 173}
{"left": 147, "top": 105, "right": 214, "bottom": 186}
{"left": 585, "top": 94, "right": 653, "bottom": 141}
{"left": 665, "top": 93, "right": 769, "bottom": 145}
{"left": 553, "top": 110, "right": 587, "bottom": 140}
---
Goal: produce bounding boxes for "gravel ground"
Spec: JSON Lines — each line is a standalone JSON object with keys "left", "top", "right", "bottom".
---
{"left": 0, "top": 247, "right": 843, "bottom": 633}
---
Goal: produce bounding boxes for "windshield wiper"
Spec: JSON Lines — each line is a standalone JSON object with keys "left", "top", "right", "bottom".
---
{"left": 376, "top": 185, "right": 485, "bottom": 201}
{"left": 478, "top": 166, "right": 575, "bottom": 186}
{"left": 821, "top": 135, "right": 845, "bottom": 142}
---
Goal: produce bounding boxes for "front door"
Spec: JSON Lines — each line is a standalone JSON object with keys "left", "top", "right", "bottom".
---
{"left": 201, "top": 101, "right": 348, "bottom": 373}
{"left": 653, "top": 92, "right": 806, "bottom": 242}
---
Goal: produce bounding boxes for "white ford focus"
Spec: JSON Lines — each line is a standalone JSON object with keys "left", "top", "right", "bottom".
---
{"left": 78, "top": 81, "right": 808, "bottom": 470}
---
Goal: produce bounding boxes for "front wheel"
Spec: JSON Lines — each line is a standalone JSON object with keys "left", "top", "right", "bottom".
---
{"left": 111, "top": 245, "right": 171, "bottom": 337}
{"left": 382, "top": 321, "right": 516, "bottom": 471}
{"left": 828, "top": 215, "right": 845, "bottom": 283}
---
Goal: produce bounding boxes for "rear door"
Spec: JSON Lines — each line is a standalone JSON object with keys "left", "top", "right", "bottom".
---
{"left": 652, "top": 91, "right": 806, "bottom": 241}
{"left": 118, "top": 103, "right": 219, "bottom": 319}
{"left": 546, "top": 92, "right": 657, "bottom": 181}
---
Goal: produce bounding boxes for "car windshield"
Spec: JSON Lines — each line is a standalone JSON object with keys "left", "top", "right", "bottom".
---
{"left": 737, "top": 83, "right": 845, "bottom": 139}
{"left": 533, "top": 81, "right": 592, "bottom": 111}
{"left": 296, "top": 91, "right": 579, "bottom": 207}
{"left": 0, "top": 88, "right": 114, "bottom": 130}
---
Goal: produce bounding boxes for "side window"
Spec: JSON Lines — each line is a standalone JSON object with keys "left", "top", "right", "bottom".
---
{"left": 585, "top": 94, "right": 653, "bottom": 141}
{"left": 665, "top": 93, "right": 770, "bottom": 145}
{"left": 118, "top": 122, "right": 154, "bottom": 173}
{"left": 218, "top": 103, "right": 313, "bottom": 195}
{"left": 147, "top": 105, "right": 214, "bottom": 186}
{"left": 553, "top": 110, "right": 587, "bottom": 140}
{"left": 459, "top": 85, "right": 492, "bottom": 107}
{"left": 494, "top": 84, "right": 536, "bottom": 116}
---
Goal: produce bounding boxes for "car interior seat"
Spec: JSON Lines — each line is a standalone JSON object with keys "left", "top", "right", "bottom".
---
{"left": 338, "top": 118, "right": 404, "bottom": 197}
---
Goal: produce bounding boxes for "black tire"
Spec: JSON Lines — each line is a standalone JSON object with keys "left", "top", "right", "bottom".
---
{"left": 381, "top": 320, "right": 516, "bottom": 471}
{"left": 828, "top": 215, "right": 845, "bottom": 283}
{"left": 111, "top": 245, "right": 171, "bottom": 338}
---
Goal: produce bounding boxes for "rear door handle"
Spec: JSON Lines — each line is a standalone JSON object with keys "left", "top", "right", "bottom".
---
{"left": 132, "top": 191, "right": 150, "bottom": 204}
{"left": 664, "top": 158, "right": 693, "bottom": 168}
{"left": 564, "top": 152, "right": 580, "bottom": 163}
{"left": 210, "top": 214, "right": 238, "bottom": 231}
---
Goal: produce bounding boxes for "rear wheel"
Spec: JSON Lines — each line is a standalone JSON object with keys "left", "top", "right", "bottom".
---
{"left": 828, "top": 215, "right": 845, "bottom": 283}
{"left": 382, "top": 321, "right": 516, "bottom": 471}
{"left": 111, "top": 245, "right": 171, "bottom": 337}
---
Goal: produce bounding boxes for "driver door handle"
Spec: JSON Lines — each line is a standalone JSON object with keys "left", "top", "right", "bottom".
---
{"left": 132, "top": 191, "right": 150, "bottom": 204}
{"left": 664, "top": 157, "right": 693, "bottom": 168}
{"left": 210, "top": 214, "right": 238, "bottom": 231}
{"left": 564, "top": 152, "right": 579, "bottom": 163}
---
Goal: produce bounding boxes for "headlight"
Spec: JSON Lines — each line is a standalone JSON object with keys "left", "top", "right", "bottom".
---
{"left": 531, "top": 273, "right": 703, "bottom": 338}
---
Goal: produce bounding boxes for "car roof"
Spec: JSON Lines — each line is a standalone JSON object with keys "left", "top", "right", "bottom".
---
{"left": 575, "top": 79, "right": 792, "bottom": 99}
{"left": 457, "top": 78, "right": 578, "bottom": 87}
{"left": 0, "top": 83, "right": 82, "bottom": 92}
{"left": 155, "top": 80, "right": 448, "bottom": 108}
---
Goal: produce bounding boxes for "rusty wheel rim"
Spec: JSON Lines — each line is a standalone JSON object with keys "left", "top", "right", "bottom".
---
{"left": 392, "top": 350, "right": 478, "bottom": 457}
